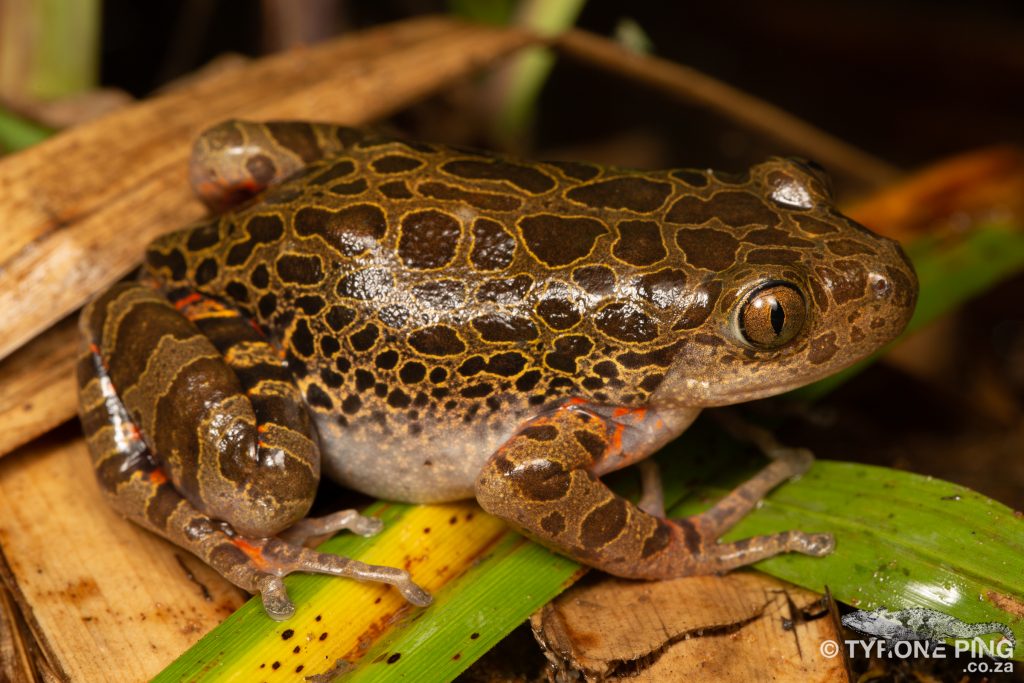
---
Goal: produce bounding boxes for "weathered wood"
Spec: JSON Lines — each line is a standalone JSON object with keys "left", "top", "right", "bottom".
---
{"left": 0, "top": 16, "right": 534, "bottom": 363}
{"left": 0, "top": 430, "right": 247, "bottom": 682}
{"left": 0, "top": 316, "right": 78, "bottom": 459}
{"left": 532, "top": 572, "right": 847, "bottom": 682}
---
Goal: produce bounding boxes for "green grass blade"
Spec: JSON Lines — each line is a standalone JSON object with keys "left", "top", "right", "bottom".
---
{"left": 666, "top": 453, "right": 1024, "bottom": 656}
{"left": 345, "top": 535, "right": 578, "bottom": 682}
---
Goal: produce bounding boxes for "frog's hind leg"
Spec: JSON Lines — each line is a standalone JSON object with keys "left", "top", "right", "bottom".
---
{"left": 77, "top": 283, "right": 430, "bottom": 617}
{"left": 189, "top": 120, "right": 369, "bottom": 211}
{"left": 475, "top": 401, "right": 833, "bottom": 580}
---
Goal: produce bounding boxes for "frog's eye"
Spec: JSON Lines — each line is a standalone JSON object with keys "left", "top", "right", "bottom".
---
{"left": 738, "top": 282, "right": 806, "bottom": 349}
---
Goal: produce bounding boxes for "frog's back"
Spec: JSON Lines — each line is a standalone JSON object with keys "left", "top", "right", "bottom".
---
{"left": 146, "top": 132, "right": 913, "bottom": 501}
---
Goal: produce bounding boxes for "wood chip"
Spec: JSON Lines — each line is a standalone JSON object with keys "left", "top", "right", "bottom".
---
{"left": 0, "top": 431, "right": 247, "bottom": 681}
{"left": 0, "top": 316, "right": 79, "bottom": 459}
{"left": 531, "top": 572, "right": 847, "bottom": 682}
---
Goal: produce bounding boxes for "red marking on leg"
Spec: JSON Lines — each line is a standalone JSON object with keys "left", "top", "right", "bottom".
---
{"left": 173, "top": 292, "right": 202, "bottom": 310}
{"left": 232, "top": 538, "right": 269, "bottom": 570}
{"left": 610, "top": 424, "right": 626, "bottom": 455}
{"left": 147, "top": 469, "right": 168, "bottom": 486}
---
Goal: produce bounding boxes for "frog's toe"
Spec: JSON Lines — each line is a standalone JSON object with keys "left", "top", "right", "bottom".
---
{"left": 769, "top": 447, "right": 815, "bottom": 476}
{"left": 278, "top": 509, "right": 385, "bottom": 546}
{"left": 797, "top": 532, "right": 836, "bottom": 557}
{"left": 397, "top": 582, "right": 433, "bottom": 607}
{"left": 260, "top": 539, "right": 432, "bottom": 607}
{"left": 256, "top": 574, "right": 297, "bottom": 621}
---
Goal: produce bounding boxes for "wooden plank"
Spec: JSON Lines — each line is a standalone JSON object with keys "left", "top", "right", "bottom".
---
{"left": 532, "top": 572, "right": 848, "bottom": 682}
{"left": 0, "top": 16, "right": 534, "bottom": 363}
{"left": 0, "top": 316, "right": 79, "bottom": 459}
{"left": 0, "top": 430, "right": 247, "bottom": 681}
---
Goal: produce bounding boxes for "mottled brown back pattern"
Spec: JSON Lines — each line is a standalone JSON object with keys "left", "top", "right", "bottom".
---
{"left": 147, "top": 125, "right": 912, "bottom": 467}
{"left": 78, "top": 120, "right": 916, "bottom": 618}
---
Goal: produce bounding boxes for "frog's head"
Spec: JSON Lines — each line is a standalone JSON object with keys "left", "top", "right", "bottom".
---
{"left": 653, "top": 157, "right": 917, "bottom": 407}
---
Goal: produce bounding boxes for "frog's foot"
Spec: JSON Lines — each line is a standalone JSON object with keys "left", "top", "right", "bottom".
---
{"left": 278, "top": 509, "right": 385, "bottom": 546}
{"left": 475, "top": 402, "right": 834, "bottom": 580}
{"left": 231, "top": 537, "right": 432, "bottom": 621}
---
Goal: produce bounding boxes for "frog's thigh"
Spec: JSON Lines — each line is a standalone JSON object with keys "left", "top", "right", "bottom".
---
{"left": 77, "top": 345, "right": 429, "bottom": 619}
{"left": 474, "top": 404, "right": 834, "bottom": 579}
{"left": 80, "top": 282, "right": 316, "bottom": 536}
{"left": 189, "top": 119, "right": 365, "bottom": 211}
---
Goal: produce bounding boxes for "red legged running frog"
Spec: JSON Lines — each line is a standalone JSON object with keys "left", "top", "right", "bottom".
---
{"left": 77, "top": 120, "right": 917, "bottom": 619}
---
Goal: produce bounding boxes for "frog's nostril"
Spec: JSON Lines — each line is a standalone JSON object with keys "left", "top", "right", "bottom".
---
{"left": 869, "top": 273, "right": 891, "bottom": 299}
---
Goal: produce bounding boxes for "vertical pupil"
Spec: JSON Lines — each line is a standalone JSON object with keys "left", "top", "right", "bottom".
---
{"left": 768, "top": 297, "right": 785, "bottom": 335}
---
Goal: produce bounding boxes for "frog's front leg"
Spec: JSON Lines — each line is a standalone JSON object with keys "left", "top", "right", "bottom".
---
{"left": 475, "top": 401, "right": 834, "bottom": 579}
{"left": 77, "top": 283, "right": 430, "bottom": 618}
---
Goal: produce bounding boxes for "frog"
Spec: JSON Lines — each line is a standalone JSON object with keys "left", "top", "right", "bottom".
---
{"left": 76, "top": 120, "right": 917, "bottom": 620}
